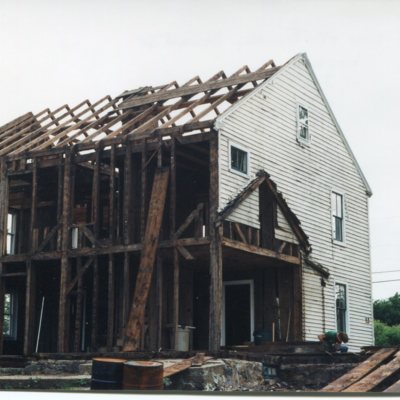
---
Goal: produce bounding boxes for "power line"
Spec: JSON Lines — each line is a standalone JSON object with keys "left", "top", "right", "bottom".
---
{"left": 372, "top": 278, "right": 400, "bottom": 284}
{"left": 372, "top": 269, "right": 400, "bottom": 274}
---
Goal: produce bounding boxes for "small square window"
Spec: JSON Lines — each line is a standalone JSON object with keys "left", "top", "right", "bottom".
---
{"left": 297, "top": 105, "right": 309, "bottom": 143}
{"left": 230, "top": 145, "right": 248, "bottom": 175}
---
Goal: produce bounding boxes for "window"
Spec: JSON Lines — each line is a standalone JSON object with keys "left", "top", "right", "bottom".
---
{"left": 3, "top": 292, "right": 17, "bottom": 339}
{"left": 6, "top": 213, "right": 16, "bottom": 255}
{"left": 297, "top": 105, "right": 309, "bottom": 143}
{"left": 335, "top": 283, "right": 347, "bottom": 333}
{"left": 230, "top": 144, "right": 249, "bottom": 176}
{"left": 332, "top": 191, "right": 344, "bottom": 242}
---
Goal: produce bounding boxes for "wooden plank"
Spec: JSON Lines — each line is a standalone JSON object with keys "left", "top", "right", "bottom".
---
{"left": 140, "top": 140, "right": 147, "bottom": 240}
{"left": 123, "top": 167, "right": 169, "bottom": 351}
{"left": 343, "top": 350, "right": 400, "bottom": 392}
{"left": 384, "top": 379, "right": 400, "bottom": 392}
{"left": 29, "top": 158, "right": 38, "bottom": 252}
{"left": 321, "top": 348, "right": 397, "bottom": 392}
{"left": 120, "top": 67, "right": 279, "bottom": 109}
{"left": 292, "top": 264, "right": 303, "bottom": 341}
{"left": 122, "top": 252, "right": 130, "bottom": 333}
{"left": 233, "top": 223, "right": 247, "bottom": 244}
{"left": 123, "top": 141, "right": 132, "bottom": 245}
{"left": 221, "top": 238, "right": 300, "bottom": 265}
{"left": 177, "top": 245, "right": 195, "bottom": 261}
{"left": 163, "top": 355, "right": 213, "bottom": 378}
{"left": 91, "top": 146, "right": 101, "bottom": 239}
{"left": 156, "top": 256, "right": 163, "bottom": 349}
{"left": 163, "top": 359, "right": 192, "bottom": 378}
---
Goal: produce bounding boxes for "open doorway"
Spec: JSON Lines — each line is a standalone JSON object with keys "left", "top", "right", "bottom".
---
{"left": 222, "top": 280, "right": 254, "bottom": 346}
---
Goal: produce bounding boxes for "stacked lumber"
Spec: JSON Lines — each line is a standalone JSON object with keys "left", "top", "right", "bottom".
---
{"left": 321, "top": 348, "right": 400, "bottom": 392}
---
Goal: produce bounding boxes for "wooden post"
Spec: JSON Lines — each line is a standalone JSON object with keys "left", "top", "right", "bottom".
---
{"left": 92, "top": 145, "right": 101, "bottom": 238}
{"left": 122, "top": 252, "right": 130, "bottom": 333}
{"left": 156, "top": 255, "right": 163, "bottom": 349}
{"left": 107, "top": 253, "right": 115, "bottom": 350}
{"left": 170, "top": 138, "right": 179, "bottom": 349}
{"left": 91, "top": 257, "right": 99, "bottom": 351}
{"left": 56, "top": 157, "right": 63, "bottom": 250}
{"left": 208, "top": 133, "right": 222, "bottom": 352}
{"left": 123, "top": 141, "right": 132, "bottom": 245}
{"left": 292, "top": 263, "right": 303, "bottom": 340}
{"left": 23, "top": 260, "right": 36, "bottom": 355}
{"left": 109, "top": 144, "right": 116, "bottom": 243}
{"left": 140, "top": 139, "right": 147, "bottom": 240}
{"left": 24, "top": 157, "right": 38, "bottom": 355}
{"left": 58, "top": 151, "right": 72, "bottom": 352}
{"left": 123, "top": 167, "right": 169, "bottom": 351}
{"left": 0, "top": 160, "right": 7, "bottom": 354}
{"left": 73, "top": 257, "right": 83, "bottom": 352}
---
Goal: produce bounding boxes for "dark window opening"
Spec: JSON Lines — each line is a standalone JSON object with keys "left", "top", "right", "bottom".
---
{"left": 231, "top": 146, "right": 248, "bottom": 175}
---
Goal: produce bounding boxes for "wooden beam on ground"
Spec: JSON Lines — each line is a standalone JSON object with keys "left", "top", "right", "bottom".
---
{"left": 343, "top": 350, "right": 400, "bottom": 392}
{"left": 322, "top": 348, "right": 397, "bottom": 392}
{"left": 123, "top": 167, "right": 169, "bottom": 351}
{"left": 221, "top": 238, "right": 300, "bottom": 265}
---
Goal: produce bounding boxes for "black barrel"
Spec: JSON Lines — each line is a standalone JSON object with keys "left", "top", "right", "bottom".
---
{"left": 123, "top": 360, "right": 164, "bottom": 390}
{"left": 91, "top": 357, "right": 127, "bottom": 390}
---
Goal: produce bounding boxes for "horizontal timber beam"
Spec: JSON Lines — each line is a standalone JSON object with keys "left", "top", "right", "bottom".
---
{"left": 221, "top": 237, "right": 300, "bottom": 265}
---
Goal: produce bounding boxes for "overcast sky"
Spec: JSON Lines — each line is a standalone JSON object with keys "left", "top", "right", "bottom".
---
{"left": 1, "top": 0, "right": 399, "bottom": 300}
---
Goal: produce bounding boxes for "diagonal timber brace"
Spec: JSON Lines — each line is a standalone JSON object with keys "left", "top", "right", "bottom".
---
{"left": 123, "top": 167, "right": 170, "bottom": 351}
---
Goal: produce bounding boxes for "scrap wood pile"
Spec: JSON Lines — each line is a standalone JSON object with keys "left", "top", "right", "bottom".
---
{"left": 321, "top": 348, "right": 400, "bottom": 393}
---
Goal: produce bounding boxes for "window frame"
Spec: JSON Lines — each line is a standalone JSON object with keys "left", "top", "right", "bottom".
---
{"left": 331, "top": 190, "right": 346, "bottom": 246}
{"left": 3, "top": 291, "right": 18, "bottom": 340}
{"left": 6, "top": 212, "right": 17, "bottom": 255}
{"left": 228, "top": 142, "right": 250, "bottom": 178}
{"left": 296, "top": 103, "right": 310, "bottom": 145}
{"left": 334, "top": 280, "right": 350, "bottom": 335}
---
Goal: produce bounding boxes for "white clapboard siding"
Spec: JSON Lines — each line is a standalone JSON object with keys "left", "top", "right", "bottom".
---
{"left": 216, "top": 54, "right": 373, "bottom": 350}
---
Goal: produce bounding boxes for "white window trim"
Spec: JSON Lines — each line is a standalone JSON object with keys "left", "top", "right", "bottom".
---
{"left": 228, "top": 141, "right": 250, "bottom": 178}
{"left": 333, "top": 279, "right": 350, "bottom": 337}
{"left": 331, "top": 189, "right": 347, "bottom": 246}
{"left": 296, "top": 103, "right": 311, "bottom": 145}
{"left": 221, "top": 279, "right": 255, "bottom": 346}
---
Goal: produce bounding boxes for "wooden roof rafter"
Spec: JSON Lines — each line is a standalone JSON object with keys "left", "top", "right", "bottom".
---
{"left": 0, "top": 58, "right": 280, "bottom": 157}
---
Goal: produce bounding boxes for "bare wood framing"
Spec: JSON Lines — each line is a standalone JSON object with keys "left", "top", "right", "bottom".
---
{"left": 123, "top": 167, "right": 170, "bottom": 351}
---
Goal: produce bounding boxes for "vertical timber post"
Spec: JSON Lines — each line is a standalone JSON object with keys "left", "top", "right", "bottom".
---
{"left": 24, "top": 157, "right": 38, "bottom": 355}
{"left": 170, "top": 138, "right": 179, "bottom": 349}
{"left": 58, "top": 150, "right": 72, "bottom": 353}
{"left": 0, "top": 159, "right": 8, "bottom": 354}
{"left": 208, "top": 132, "right": 222, "bottom": 352}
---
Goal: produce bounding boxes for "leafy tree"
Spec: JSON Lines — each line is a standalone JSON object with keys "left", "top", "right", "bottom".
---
{"left": 374, "top": 320, "right": 400, "bottom": 346}
{"left": 373, "top": 293, "right": 400, "bottom": 326}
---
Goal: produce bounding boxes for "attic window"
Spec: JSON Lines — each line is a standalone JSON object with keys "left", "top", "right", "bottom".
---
{"left": 230, "top": 144, "right": 249, "bottom": 176}
{"left": 297, "top": 105, "right": 309, "bottom": 143}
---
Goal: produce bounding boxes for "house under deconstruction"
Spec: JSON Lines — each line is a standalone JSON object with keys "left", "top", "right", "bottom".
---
{"left": 0, "top": 53, "right": 373, "bottom": 356}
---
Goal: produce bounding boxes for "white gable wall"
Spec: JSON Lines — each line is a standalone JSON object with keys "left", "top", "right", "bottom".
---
{"left": 216, "top": 55, "right": 373, "bottom": 350}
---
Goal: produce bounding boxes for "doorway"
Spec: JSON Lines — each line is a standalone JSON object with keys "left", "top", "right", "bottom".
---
{"left": 222, "top": 280, "right": 254, "bottom": 346}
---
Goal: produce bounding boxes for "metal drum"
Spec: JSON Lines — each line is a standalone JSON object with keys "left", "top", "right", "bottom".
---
{"left": 91, "top": 357, "right": 127, "bottom": 390}
{"left": 123, "top": 360, "right": 164, "bottom": 390}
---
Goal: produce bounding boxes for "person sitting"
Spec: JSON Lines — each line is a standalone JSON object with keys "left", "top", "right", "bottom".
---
{"left": 318, "top": 331, "right": 349, "bottom": 353}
